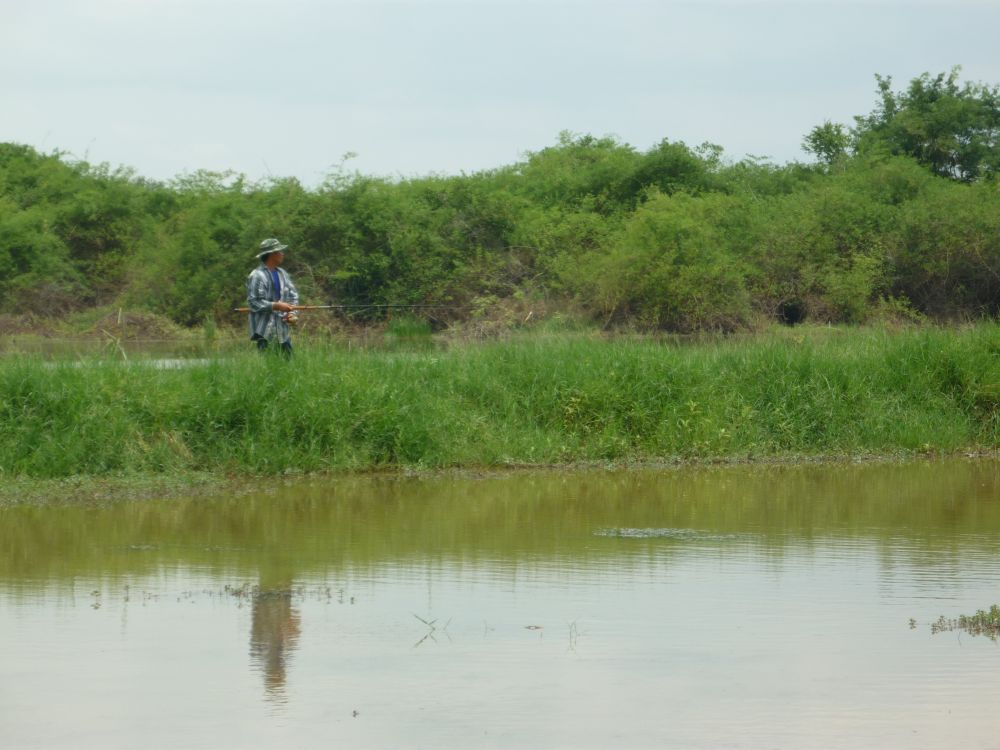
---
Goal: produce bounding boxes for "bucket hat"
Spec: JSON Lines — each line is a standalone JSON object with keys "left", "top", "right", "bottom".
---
{"left": 256, "top": 238, "right": 288, "bottom": 259}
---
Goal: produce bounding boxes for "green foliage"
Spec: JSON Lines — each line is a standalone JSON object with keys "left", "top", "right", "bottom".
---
{"left": 512, "top": 131, "right": 643, "bottom": 212}
{"left": 0, "top": 202, "right": 85, "bottom": 313}
{"left": 803, "top": 121, "right": 850, "bottom": 166}
{"left": 890, "top": 178, "right": 1000, "bottom": 316}
{"left": 385, "top": 315, "right": 433, "bottom": 347}
{"left": 2, "top": 68, "right": 1000, "bottom": 333}
{"left": 577, "top": 191, "right": 752, "bottom": 331}
{"left": 931, "top": 604, "right": 1000, "bottom": 640}
{"left": 0, "top": 144, "right": 169, "bottom": 314}
{"left": 4, "top": 325, "right": 1000, "bottom": 478}
{"left": 852, "top": 67, "right": 1000, "bottom": 182}
{"left": 133, "top": 186, "right": 255, "bottom": 324}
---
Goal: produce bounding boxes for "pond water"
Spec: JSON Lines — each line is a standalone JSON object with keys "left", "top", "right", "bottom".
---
{"left": 2, "top": 460, "right": 999, "bottom": 749}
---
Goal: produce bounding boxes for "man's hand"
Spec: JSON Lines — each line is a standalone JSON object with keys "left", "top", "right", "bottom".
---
{"left": 273, "top": 301, "right": 296, "bottom": 312}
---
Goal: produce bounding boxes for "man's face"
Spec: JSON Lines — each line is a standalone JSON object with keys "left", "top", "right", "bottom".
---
{"left": 267, "top": 251, "right": 284, "bottom": 268}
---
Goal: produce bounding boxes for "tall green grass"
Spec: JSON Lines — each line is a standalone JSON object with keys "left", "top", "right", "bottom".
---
{"left": 2, "top": 325, "right": 1000, "bottom": 478}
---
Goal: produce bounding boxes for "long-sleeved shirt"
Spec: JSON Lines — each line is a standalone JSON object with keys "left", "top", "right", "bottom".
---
{"left": 246, "top": 264, "right": 300, "bottom": 342}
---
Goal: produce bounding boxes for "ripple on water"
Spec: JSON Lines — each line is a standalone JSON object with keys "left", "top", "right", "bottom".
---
{"left": 593, "top": 527, "right": 746, "bottom": 541}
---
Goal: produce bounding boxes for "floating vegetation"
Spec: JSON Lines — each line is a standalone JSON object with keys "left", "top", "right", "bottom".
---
{"left": 594, "top": 527, "right": 742, "bottom": 541}
{"left": 222, "top": 583, "right": 352, "bottom": 605}
{"left": 929, "top": 605, "right": 1000, "bottom": 640}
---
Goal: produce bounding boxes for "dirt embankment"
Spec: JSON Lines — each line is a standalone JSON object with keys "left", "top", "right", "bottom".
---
{"left": 0, "top": 311, "right": 190, "bottom": 341}
{"left": 0, "top": 314, "right": 57, "bottom": 337}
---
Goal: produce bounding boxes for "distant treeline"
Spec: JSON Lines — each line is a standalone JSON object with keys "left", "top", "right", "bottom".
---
{"left": 2, "top": 68, "right": 999, "bottom": 332}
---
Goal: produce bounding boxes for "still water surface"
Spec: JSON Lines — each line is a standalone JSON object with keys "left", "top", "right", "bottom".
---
{"left": 2, "top": 460, "right": 1000, "bottom": 749}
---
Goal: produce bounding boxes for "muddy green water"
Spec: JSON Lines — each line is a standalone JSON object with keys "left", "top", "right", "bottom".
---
{"left": 2, "top": 460, "right": 1000, "bottom": 749}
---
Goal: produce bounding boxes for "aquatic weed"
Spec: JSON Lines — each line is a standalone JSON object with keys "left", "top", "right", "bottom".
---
{"left": 930, "top": 605, "right": 1000, "bottom": 640}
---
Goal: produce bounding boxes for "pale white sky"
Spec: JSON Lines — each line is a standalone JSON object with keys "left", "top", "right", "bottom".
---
{"left": 3, "top": 0, "right": 999, "bottom": 186}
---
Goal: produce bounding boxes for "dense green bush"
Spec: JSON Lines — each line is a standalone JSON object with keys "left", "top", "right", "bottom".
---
{"left": 574, "top": 191, "right": 753, "bottom": 331}
{"left": 1, "top": 69, "right": 999, "bottom": 332}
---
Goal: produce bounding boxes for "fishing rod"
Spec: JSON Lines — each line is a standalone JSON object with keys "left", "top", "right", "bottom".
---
{"left": 232, "top": 304, "right": 468, "bottom": 313}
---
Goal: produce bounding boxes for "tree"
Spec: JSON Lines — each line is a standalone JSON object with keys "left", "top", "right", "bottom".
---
{"left": 803, "top": 121, "right": 850, "bottom": 165}
{"left": 852, "top": 67, "right": 1000, "bottom": 182}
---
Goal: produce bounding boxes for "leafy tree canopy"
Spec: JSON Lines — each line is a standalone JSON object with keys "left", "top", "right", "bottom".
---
{"left": 852, "top": 67, "right": 1000, "bottom": 181}
{"left": 803, "top": 121, "right": 850, "bottom": 166}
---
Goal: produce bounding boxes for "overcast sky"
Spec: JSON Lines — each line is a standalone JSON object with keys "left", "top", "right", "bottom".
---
{"left": 3, "top": 0, "right": 999, "bottom": 186}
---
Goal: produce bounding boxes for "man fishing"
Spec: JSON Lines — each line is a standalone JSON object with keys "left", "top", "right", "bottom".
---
{"left": 247, "top": 238, "right": 300, "bottom": 356}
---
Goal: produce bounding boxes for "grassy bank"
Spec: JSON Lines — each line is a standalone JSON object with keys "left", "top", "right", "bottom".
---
{"left": 2, "top": 324, "right": 1000, "bottom": 479}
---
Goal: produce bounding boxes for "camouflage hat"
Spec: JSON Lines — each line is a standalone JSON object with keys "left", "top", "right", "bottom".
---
{"left": 256, "top": 238, "right": 288, "bottom": 258}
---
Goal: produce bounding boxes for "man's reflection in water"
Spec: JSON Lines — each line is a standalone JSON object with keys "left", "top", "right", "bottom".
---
{"left": 249, "top": 572, "right": 301, "bottom": 700}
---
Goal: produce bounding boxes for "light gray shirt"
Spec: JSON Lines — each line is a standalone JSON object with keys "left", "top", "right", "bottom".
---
{"left": 246, "top": 264, "right": 299, "bottom": 342}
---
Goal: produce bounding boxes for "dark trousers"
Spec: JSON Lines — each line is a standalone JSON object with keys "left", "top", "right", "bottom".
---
{"left": 251, "top": 334, "right": 293, "bottom": 357}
